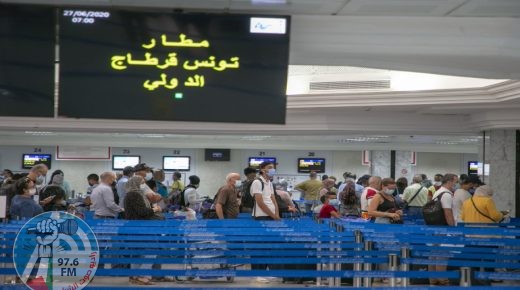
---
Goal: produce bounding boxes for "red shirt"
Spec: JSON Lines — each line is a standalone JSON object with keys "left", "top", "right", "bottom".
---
{"left": 319, "top": 204, "right": 337, "bottom": 218}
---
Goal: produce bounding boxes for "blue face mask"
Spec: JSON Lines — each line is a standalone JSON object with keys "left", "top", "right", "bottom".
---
{"left": 468, "top": 188, "right": 476, "bottom": 195}
{"left": 452, "top": 183, "right": 460, "bottom": 191}
{"left": 267, "top": 168, "right": 276, "bottom": 177}
{"left": 329, "top": 199, "right": 339, "bottom": 206}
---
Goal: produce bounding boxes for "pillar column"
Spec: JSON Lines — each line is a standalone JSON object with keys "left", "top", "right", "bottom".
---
{"left": 482, "top": 130, "right": 519, "bottom": 217}
{"left": 370, "top": 150, "right": 391, "bottom": 178}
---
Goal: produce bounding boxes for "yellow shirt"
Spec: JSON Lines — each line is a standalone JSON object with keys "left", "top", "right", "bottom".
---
{"left": 170, "top": 180, "right": 185, "bottom": 192}
{"left": 295, "top": 179, "right": 322, "bottom": 201}
{"left": 461, "top": 196, "right": 503, "bottom": 223}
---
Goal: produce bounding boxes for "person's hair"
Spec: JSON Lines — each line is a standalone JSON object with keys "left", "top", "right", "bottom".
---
{"left": 368, "top": 176, "right": 382, "bottom": 187}
{"left": 459, "top": 174, "right": 469, "bottom": 183}
{"left": 340, "top": 180, "right": 357, "bottom": 206}
{"left": 434, "top": 174, "right": 444, "bottom": 181}
{"left": 243, "top": 167, "right": 256, "bottom": 176}
{"left": 173, "top": 171, "right": 182, "bottom": 179}
{"left": 49, "top": 170, "right": 64, "bottom": 185}
{"left": 462, "top": 175, "right": 481, "bottom": 185}
{"left": 3, "top": 169, "right": 13, "bottom": 177}
{"left": 225, "top": 173, "right": 240, "bottom": 182}
{"left": 122, "top": 166, "right": 134, "bottom": 176}
{"left": 420, "top": 174, "right": 428, "bottom": 181}
{"left": 357, "top": 174, "right": 371, "bottom": 186}
{"left": 396, "top": 177, "right": 408, "bottom": 189}
{"left": 30, "top": 164, "right": 48, "bottom": 174}
{"left": 146, "top": 179, "right": 157, "bottom": 191}
{"left": 412, "top": 174, "right": 423, "bottom": 184}
{"left": 189, "top": 175, "right": 200, "bottom": 185}
{"left": 381, "top": 178, "right": 395, "bottom": 187}
{"left": 15, "top": 177, "right": 32, "bottom": 195}
{"left": 321, "top": 174, "right": 329, "bottom": 181}
{"left": 329, "top": 176, "right": 337, "bottom": 182}
{"left": 87, "top": 173, "right": 99, "bottom": 182}
{"left": 441, "top": 173, "right": 458, "bottom": 185}
{"left": 259, "top": 161, "right": 274, "bottom": 169}
{"left": 343, "top": 172, "right": 356, "bottom": 179}
{"left": 320, "top": 195, "right": 328, "bottom": 203}
{"left": 100, "top": 172, "right": 115, "bottom": 182}
{"left": 126, "top": 176, "right": 144, "bottom": 192}
{"left": 309, "top": 172, "right": 317, "bottom": 179}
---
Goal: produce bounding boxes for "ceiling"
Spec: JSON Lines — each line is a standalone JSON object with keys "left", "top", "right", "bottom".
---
{"left": 1, "top": 0, "right": 519, "bottom": 151}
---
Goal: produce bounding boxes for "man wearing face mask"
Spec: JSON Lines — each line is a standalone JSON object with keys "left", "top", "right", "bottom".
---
{"left": 91, "top": 172, "right": 123, "bottom": 219}
{"left": 428, "top": 173, "right": 458, "bottom": 286}
{"left": 133, "top": 163, "right": 162, "bottom": 206}
{"left": 27, "top": 164, "right": 49, "bottom": 189}
{"left": 452, "top": 175, "right": 480, "bottom": 225}
{"left": 428, "top": 174, "right": 444, "bottom": 199}
{"left": 215, "top": 173, "right": 241, "bottom": 219}
{"left": 251, "top": 161, "right": 279, "bottom": 220}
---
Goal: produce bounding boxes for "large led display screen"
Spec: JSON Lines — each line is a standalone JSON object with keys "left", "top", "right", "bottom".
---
{"left": 0, "top": 4, "right": 55, "bottom": 117}
{"left": 59, "top": 9, "right": 290, "bottom": 124}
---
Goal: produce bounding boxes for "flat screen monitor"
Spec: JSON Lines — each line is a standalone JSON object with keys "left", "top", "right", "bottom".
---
{"left": 59, "top": 9, "right": 290, "bottom": 124}
{"left": 205, "top": 149, "right": 230, "bottom": 161}
{"left": 112, "top": 155, "right": 140, "bottom": 170}
{"left": 0, "top": 4, "right": 55, "bottom": 117}
{"left": 248, "top": 157, "right": 276, "bottom": 170}
{"left": 22, "top": 154, "right": 52, "bottom": 170}
{"left": 297, "top": 158, "right": 326, "bottom": 173}
{"left": 468, "top": 161, "right": 479, "bottom": 175}
{"left": 163, "top": 156, "right": 190, "bottom": 171}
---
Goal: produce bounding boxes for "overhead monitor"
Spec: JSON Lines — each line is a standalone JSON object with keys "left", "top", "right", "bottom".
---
{"left": 163, "top": 156, "right": 190, "bottom": 171}
{"left": 205, "top": 149, "right": 230, "bottom": 161}
{"left": 248, "top": 157, "right": 276, "bottom": 170}
{"left": 59, "top": 9, "right": 290, "bottom": 124}
{"left": 112, "top": 155, "right": 140, "bottom": 170}
{"left": 297, "top": 158, "right": 326, "bottom": 173}
{"left": 468, "top": 161, "right": 479, "bottom": 176}
{"left": 0, "top": 4, "right": 55, "bottom": 117}
{"left": 22, "top": 154, "right": 52, "bottom": 170}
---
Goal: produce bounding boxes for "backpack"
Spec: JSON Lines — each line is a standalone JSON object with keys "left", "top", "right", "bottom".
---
{"left": 422, "top": 191, "right": 448, "bottom": 225}
{"left": 241, "top": 179, "right": 255, "bottom": 209}
{"left": 173, "top": 184, "right": 196, "bottom": 208}
{"left": 251, "top": 178, "right": 289, "bottom": 216}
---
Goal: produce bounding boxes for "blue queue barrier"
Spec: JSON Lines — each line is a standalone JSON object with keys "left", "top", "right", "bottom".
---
{"left": 2, "top": 215, "right": 520, "bottom": 288}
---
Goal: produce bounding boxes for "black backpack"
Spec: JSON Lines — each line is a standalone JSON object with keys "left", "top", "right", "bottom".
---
{"left": 241, "top": 179, "right": 255, "bottom": 209}
{"left": 251, "top": 178, "right": 289, "bottom": 215}
{"left": 175, "top": 184, "right": 196, "bottom": 208}
{"left": 422, "top": 191, "right": 448, "bottom": 225}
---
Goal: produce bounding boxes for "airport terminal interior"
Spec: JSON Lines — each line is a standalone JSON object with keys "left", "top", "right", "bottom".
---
{"left": 1, "top": 0, "right": 520, "bottom": 289}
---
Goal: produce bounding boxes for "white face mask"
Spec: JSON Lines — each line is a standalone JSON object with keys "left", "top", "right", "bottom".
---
{"left": 28, "top": 188, "right": 37, "bottom": 195}
{"left": 384, "top": 189, "right": 395, "bottom": 195}
{"left": 235, "top": 180, "right": 242, "bottom": 187}
{"left": 139, "top": 184, "right": 146, "bottom": 190}
{"left": 145, "top": 172, "right": 153, "bottom": 181}
{"left": 36, "top": 175, "right": 45, "bottom": 185}
{"left": 434, "top": 181, "right": 441, "bottom": 186}
{"left": 329, "top": 199, "right": 339, "bottom": 206}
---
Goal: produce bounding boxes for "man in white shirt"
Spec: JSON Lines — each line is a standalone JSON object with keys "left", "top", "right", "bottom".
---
{"left": 452, "top": 175, "right": 480, "bottom": 224}
{"left": 251, "top": 161, "right": 279, "bottom": 220}
{"left": 360, "top": 176, "right": 381, "bottom": 213}
{"left": 402, "top": 175, "right": 430, "bottom": 219}
{"left": 91, "top": 172, "right": 122, "bottom": 219}
{"left": 116, "top": 166, "right": 134, "bottom": 207}
{"left": 428, "top": 173, "right": 458, "bottom": 286}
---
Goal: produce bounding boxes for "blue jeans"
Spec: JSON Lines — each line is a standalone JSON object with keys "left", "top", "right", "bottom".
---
{"left": 406, "top": 206, "right": 423, "bottom": 220}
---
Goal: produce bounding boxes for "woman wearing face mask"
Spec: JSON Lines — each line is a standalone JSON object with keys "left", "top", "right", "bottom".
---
{"left": 48, "top": 170, "right": 72, "bottom": 199}
{"left": 10, "top": 177, "right": 46, "bottom": 220}
{"left": 367, "top": 178, "right": 402, "bottom": 224}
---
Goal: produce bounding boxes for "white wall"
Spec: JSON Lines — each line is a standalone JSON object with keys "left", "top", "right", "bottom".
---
{"left": 0, "top": 146, "right": 475, "bottom": 198}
